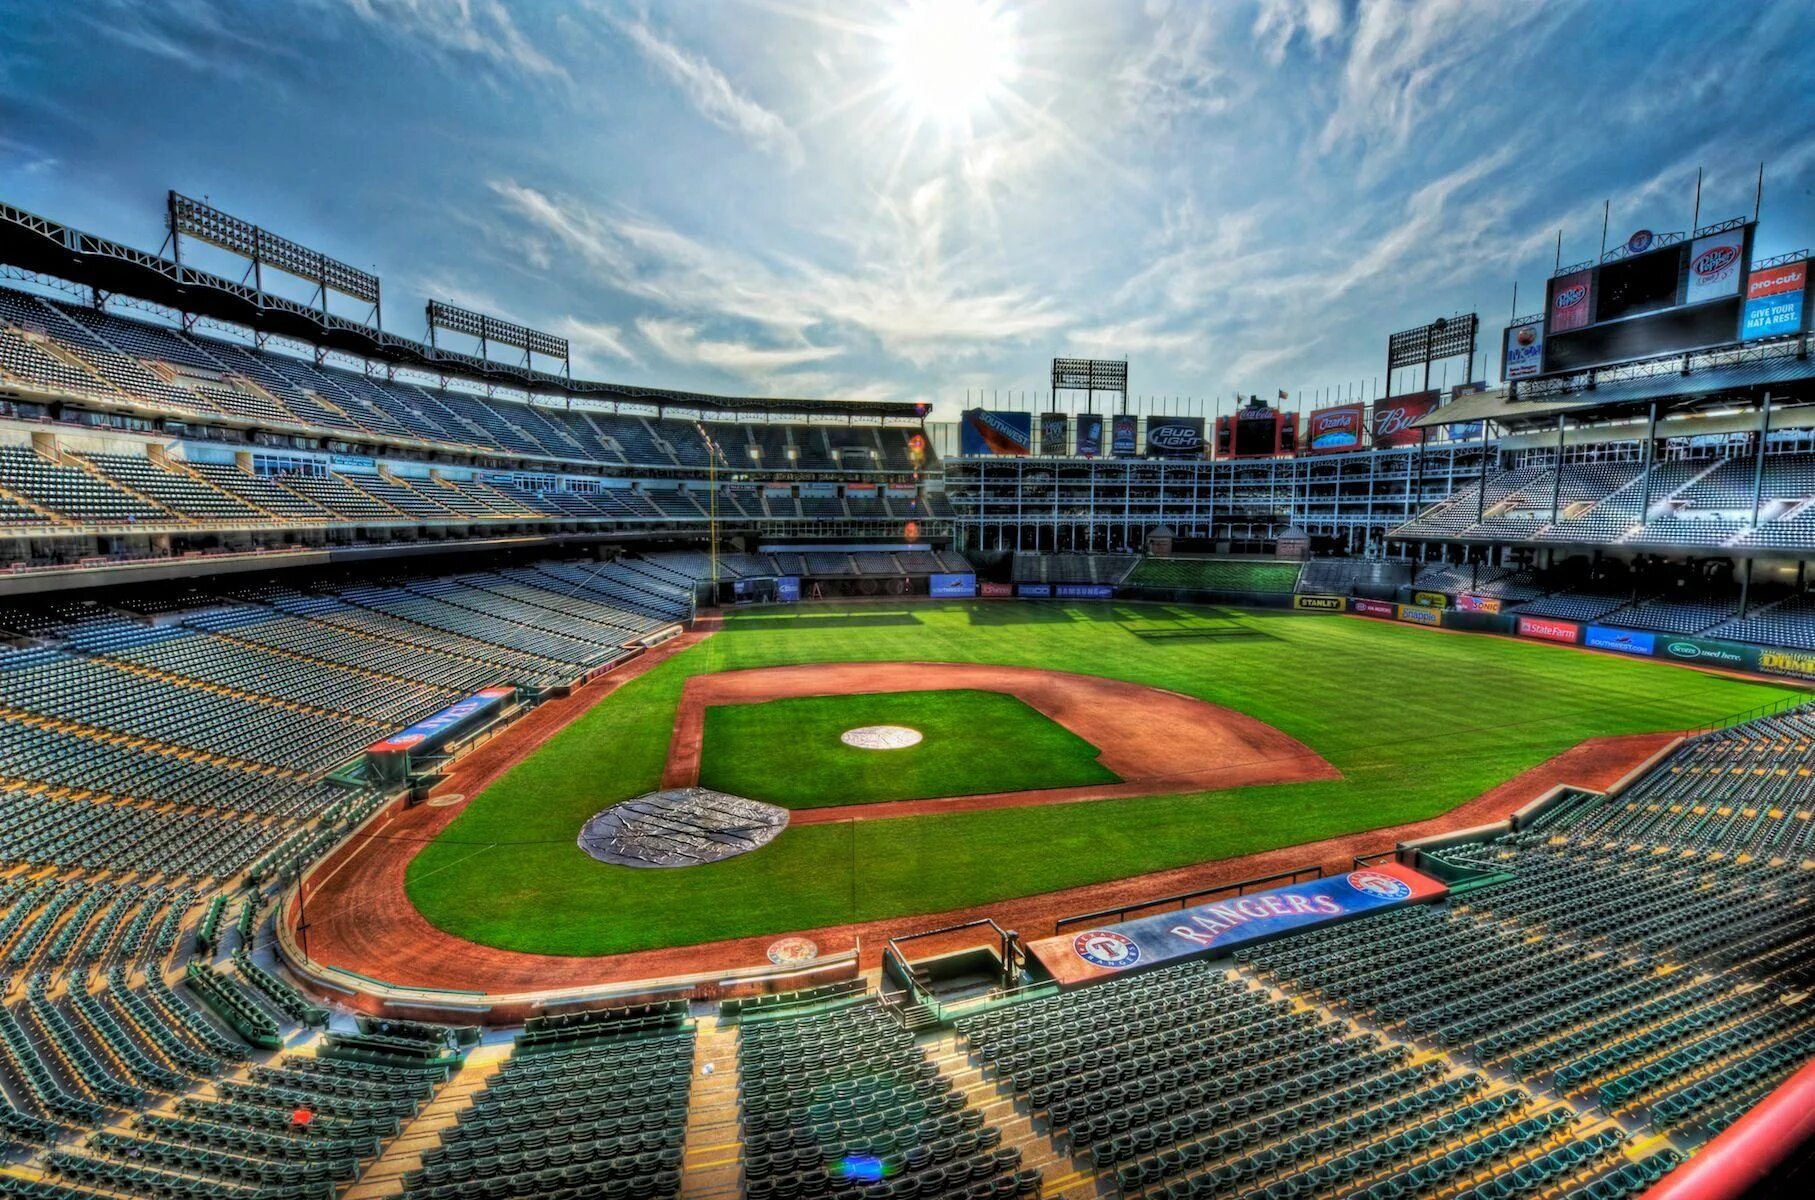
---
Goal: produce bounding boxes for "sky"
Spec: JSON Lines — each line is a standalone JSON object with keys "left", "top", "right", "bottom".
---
{"left": 2, "top": 0, "right": 1813, "bottom": 421}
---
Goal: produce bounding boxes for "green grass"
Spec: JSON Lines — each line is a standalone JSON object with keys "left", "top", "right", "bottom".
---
{"left": 404, "top": 602, "right": 1799, "bottom": 956}
{"left": 697, "top": 689, "right": 1118, "bottom": 808}
{"left": 1124, "top": 558, "right": 1303, "bottom": 593}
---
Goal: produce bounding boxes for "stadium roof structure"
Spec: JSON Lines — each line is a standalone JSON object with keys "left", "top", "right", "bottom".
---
{"left": 0, "top": 199, "right": 920, "bottom": 420}
{"left": 1416, "top": 336, "right": 1815, "bottom": 432}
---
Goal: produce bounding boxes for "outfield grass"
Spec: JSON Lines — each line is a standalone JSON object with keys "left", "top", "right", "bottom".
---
{"left": 405, "top": 602, "right": 1799, "bottom": 956}
{"left": 697, "top": 689, "right": 1118, "bottom": 808}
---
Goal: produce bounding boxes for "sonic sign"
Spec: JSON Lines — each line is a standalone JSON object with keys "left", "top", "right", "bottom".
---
{"left": 1029, "top": 863, "right": 1447, "bottom": 986}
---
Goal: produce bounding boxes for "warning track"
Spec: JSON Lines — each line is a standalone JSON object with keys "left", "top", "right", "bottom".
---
{"left": 292, "top": 633, "right": 1677, "bottom": 997}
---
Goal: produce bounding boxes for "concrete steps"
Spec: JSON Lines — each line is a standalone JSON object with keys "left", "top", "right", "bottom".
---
{"left": 681, "top": 1017, "right": 743, "bottom": 1200}
{"left": 344, "top": 1045, "right": 509, "bottom": 1200}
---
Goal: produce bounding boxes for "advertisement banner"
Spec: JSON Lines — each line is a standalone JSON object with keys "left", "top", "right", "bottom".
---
{"left": 1371, "top": 391, "right": 1440, "bottom": 449}
{"left": 1306, "top": 403, "right": 1366, "bottom": 454}
{"left": 1039, "top": 412, "right": 1070, "bottom": 456}
{"left": 1658, "top": 636, "right": 1748, "bottom": 670}
{"left": 1146, "top": 416, "right": 1206, "bottom": 458}
{"left": 1111, "top": 414, "right": 1139, "bottom": 457}
{"left": 1685, "top": 227, "right": 1746, "bottom": 305}
{"left": 1754, "top": 647, "right": 1815, "bottom": 681}
{"left": 1457, "top": 593, "right": 1503, "bottom": 614}
{"left": 775, "top": 577, "right": 800, "bottom": 602}
{"left": 1741, "top": 259, "right": 1808, "bottom": 341}
{"left": 959, "top": 409, "right": 1033, "bottom": 456}
{"left": 1293, "top": 595, "right": 1348, "bottom": 612}
{"left": 1396, "top": 604, "right": 1442, "bottom": 626}
{"left": 1548, "top": 268, "right": 1595, "bottom": 332}
{"left": 979, "top": 581, "right": 1014, "bottom": 598}
{"left": 1027, "top": 863, "right": 1448, "bottom": 986}
{"left": 1585, "top": 625, "right": 1655, "bottom": 656}
{"left": 929, "top": 573, "right": 977, "bottom": 598}
{"left": 367, "top": 686, "right": 515, "bottom": 757}
{"left": 1018, "top": 583, "right": 1052, "bottom": 598}
{"left": 1504, "top": 321, "right": 1545, "bottom": 378}
{"left": 1055, "top": 584, "right": 1115, "bottom": 599}
{"left": 1518, "top": 616, "right": 1581, "bottom": 644}
{"left": 1147, "top": 416, "right": 1204, "bottom": 457}
{"left": 1076, "top": 414, "right": 1105, "bottom": 457}
{"left": 1353, "top": 598, "right": 1396, "bottom": 618}
{"left": 1413, "top": 591, "right": 1447, "bottom": 608}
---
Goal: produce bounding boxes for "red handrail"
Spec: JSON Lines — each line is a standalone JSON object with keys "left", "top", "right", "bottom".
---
{"left": 1640, "top": 1057, "right": 1815, "bottom": 1200}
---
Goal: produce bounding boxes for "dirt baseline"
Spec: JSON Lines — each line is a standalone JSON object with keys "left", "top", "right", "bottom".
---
{"left": 290, "top": 639, "right": 1682, "bottom": 1000}
{"left": 663, "top": 661, "right": 1340, "bottom": 815}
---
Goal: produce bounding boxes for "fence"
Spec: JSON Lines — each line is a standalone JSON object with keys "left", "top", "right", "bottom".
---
{"left": 1053, "top": 864, "right": 1324, "bottom": 932}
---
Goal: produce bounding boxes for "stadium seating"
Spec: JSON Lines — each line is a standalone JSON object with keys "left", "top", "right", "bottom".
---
{"left": 737, "top": 997, "right": 1038, "bottom": 1200}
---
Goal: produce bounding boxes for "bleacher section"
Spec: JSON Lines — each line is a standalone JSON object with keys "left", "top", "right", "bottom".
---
{"left": 0, "top": 550, "right": 713, "bottom": 1200}
{"left": 1399, "top": 451, "right": 1815, "bottom": 549}
{"left": 934, "top": 704, "right": 1815, "bottom": 1200}
{"left": 1123, "top": 557, "right": 1303, "bottom": 593}
{"left": 0, "top": 286, "right": 933, "bottom": 481}
{"left": 1011, "top": 555, "right": 1139, "bottom": 586}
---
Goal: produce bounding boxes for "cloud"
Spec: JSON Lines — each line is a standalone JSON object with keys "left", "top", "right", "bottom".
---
{"left": 490, "top": 179, "right": 1070, "bottom": 369}
{"left": 1253, "top": 0, "right": 1345, "bottom": 64}
{"left": 1318, "top": 0, "right": 1552, "bottom": 154}
{"left": 331, "top": 0, "right": 565, "bottom": 80}
{"left": 611, "top": 14, "right": 803, "bottom": 166}
{"left": 76, "top": 0, "right": 310, "bottom": 82}
{"left": 636, "top": 318, "right": 839, "bottom": 376}
{"left": 557, "top": 316, "right": 640, "bottom": 367}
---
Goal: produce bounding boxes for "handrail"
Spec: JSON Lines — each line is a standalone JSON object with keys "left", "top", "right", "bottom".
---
{"left": 1054, "top": 864, "right": 1324, "bottom": 931}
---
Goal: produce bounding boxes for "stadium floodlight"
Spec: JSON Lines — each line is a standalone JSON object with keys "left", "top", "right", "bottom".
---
{"left": 1385, "top": 314, "right": 1479, "bottom": 391}
{"left": 426, "top": 300, "right": 571, "bottom": 378}
{"left": 167, "top": 191, "right": 381, "bottom": 325}
{"left": 1051, "top": 357, "right": 1129, "bottom": 413}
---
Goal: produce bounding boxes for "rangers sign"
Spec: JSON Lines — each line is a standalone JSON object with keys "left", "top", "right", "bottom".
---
{"left": 1027, "top": 863, "right": 1447, "bottom": 986}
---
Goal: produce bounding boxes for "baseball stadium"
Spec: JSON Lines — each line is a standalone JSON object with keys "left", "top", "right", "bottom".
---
{"left": 1, "top": 3, "right": 1813, "bottom": 1200}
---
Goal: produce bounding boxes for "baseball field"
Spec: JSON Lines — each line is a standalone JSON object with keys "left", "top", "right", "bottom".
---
{"left": 401, "top": 601, "right": 1797, "bottom": 957}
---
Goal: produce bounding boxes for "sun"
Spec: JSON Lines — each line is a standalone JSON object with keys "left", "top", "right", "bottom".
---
{"left": 884, "top": 0, "right": 1020, "bottom": 127}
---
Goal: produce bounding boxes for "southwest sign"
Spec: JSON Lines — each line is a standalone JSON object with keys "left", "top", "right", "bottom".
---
{"left": 1028, "top": 863, "right": 1448, "bottom": 986}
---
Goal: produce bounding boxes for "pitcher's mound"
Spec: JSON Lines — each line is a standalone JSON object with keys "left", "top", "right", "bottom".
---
{"left": 840, "top": 725, "right": 924, "bottom": 750}
{"left": 577, "top": 787, "right": 788, "bottom": 868}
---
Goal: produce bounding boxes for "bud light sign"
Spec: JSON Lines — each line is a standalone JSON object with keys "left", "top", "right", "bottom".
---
{"left": 1371, "top": 391, "right": 1439, "bottom": 449}
{"left": 1026, "top": 862, "right": 1447, "bottom": 986}
{"left": 1146, "top": 416, "right": 1205, "bottom": 458}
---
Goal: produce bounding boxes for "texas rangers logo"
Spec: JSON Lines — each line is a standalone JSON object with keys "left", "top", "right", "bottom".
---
{"left": 1073, "top": 930, "right": 1141, "bottom": 970}
{"left": 1346, "top": 870, "right": 1412, "bottom": 901}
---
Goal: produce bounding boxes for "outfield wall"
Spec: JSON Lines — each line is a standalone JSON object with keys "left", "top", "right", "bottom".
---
{"left": 967, "top": 581, "right": 1815, "bottom": 687}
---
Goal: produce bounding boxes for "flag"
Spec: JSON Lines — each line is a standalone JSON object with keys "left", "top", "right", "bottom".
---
{"left": 1277, "top": 389, "right": 1289, "bottom": 401}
